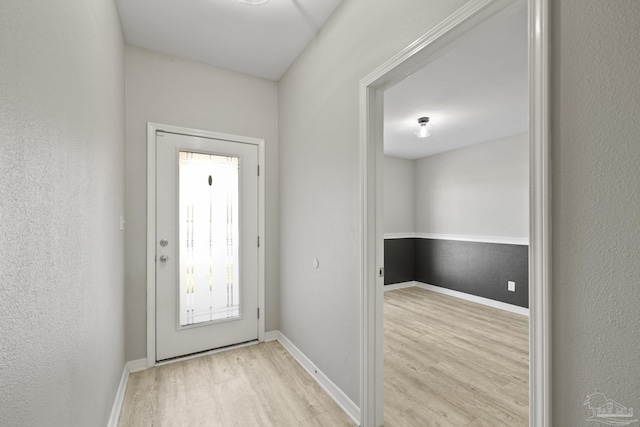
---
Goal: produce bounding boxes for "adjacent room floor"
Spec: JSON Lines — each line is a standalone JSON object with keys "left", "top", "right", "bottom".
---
{"left": 384, "top": 287, "right": 529, "bottom": 426}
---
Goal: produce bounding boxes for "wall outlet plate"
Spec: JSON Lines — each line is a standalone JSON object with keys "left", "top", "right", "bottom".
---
{"left": 508, "top": 281, "right": 516, "bottom": 292}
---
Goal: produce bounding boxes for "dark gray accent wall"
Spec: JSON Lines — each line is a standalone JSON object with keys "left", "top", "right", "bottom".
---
{"left": 384, "top": 238, "right": 529, "bottom": 308}
{"left": 415, "top": 239, "right": 529, "bottom": 308}
{"left": 384, "top": 238, "right": 415, "bottom": 285}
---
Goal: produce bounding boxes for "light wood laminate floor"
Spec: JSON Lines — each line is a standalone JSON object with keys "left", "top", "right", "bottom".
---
{"left": 118, "top": 341, "right": 355, "bottom": 427}
{"left": 384, "top": 287, "right": 529, "bottom": 426}
{"left": 119, "top": 287, "right": 527, "bottom": 426}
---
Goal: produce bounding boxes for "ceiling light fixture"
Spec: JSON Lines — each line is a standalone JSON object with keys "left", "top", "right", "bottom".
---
{"left": 415, "top": 117, "right": 431, "bottom": 138}
{"left": 237, "top": 0, "right": 270, "bottom": 5}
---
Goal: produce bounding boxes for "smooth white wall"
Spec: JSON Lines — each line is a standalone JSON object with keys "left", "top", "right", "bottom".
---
{"left": 279, "top": 0, "right": 468, "bottom": 403}
{"left": 414, "top": 133, "right": 529, "bottom": 239}
{"left": 0, "top": 0, "right": 126, "bottom": 425}
{"left": 383, "top": 156, "right": 415, "bottom": 234}
{"left": 552, "top": 1, "right": 640, "bottom": 424}
{"left": 125, "top": 45, "right": 279, "bottom": 360}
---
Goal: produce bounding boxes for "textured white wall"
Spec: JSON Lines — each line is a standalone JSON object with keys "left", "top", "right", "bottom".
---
{"left": 414, "top": 133, "right": 529, "bottom": 239}
{"left": 552, "top": 1, "right": 640, "bottom": 424}
{"left": 279, "top": 0, "right": 467, "bottom": 403}
{"left": 0, "top": 0, "right": 125, "bottom": 426}
{"left": 383, "top": 156, "right": 415, "bottom": 234}
{"left": 125, "top": 45, "right": 279, "bottom": 360}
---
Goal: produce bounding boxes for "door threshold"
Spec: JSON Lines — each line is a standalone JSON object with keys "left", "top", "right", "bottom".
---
{"left": 155, "top": 339, "right": 259, "bottom": 367}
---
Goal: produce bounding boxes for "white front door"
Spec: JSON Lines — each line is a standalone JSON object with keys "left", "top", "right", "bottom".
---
{"left": 155, "top": 131, "right": 259, "bottom": 361}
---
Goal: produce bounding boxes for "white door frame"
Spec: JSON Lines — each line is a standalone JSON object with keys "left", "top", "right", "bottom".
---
{"left": 358, "top": 0, "right": 550, "bottom": 426}
{"left": 146, "top": 122, "right": 266, "bottom": 367}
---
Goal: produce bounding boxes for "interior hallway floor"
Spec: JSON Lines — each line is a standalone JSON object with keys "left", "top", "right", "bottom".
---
{"left": 119, "top": 286, "right": 527, "bottom": 427}
{"left": 384, "top": 287, "right": 529, "bottom": 426}
{"left": 118, "top": 341, "right": 355, "bottom": 427}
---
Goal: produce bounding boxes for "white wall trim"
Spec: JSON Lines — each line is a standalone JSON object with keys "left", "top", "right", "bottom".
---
{"left": 382, "top": 281, "right": 416, "bottom": 291}
{"left": 107, "top": 364, "right": 129, "bottom": 427}
{"left": 360, "top": 0, "right": 549, "bottom": 426}
{"left": 146, "top": 123, "right": 266, "bottom": 368}
{"left": 275, "top": 332, "right": 361, "bottom": 426}
{"left": 127, "top": 358, "right": 148, "bottom": 374}
{"left": 414, "top": 233, "right": 529, "bottom": 246}
{"left": 146, "top": 123, "right": 157, "bottom": 368}
{"left": 264, "top": 330, "right": 279, "bottom": 342}
{"left": 384, "top": 232, "right": 529, "bottom": 245}
{"left": 382, "top": 232, "right": 415, "bottom": 239}
{"left": 106, "top": 358, "right": 152, "bottom": 426}
{"left": 528, "top": 0, "right": 552, "bottom": 424}
{"left": 412, "top": 282, "right": 529, "bottom": 316}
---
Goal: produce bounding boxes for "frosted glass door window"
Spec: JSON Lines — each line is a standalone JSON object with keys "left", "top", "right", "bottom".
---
{"left": 155, "top": 130, "right": 258, "bottom": 361}
{"left": 179, "top": 151, "right": 240, "bottom": 326}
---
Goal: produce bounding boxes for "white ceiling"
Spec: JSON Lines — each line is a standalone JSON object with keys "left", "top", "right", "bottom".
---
{"left": 116, "top": 1, "right": 526, "bottom": 153}
{"left": 116, "top": 0, "right": 344, "bottom": 81}
{"left": 384, "top": 6, "right": 528, "bottom": 160}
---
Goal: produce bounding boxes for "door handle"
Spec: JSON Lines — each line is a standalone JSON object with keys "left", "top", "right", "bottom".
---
{"left": 159, "top": 255, "right": 168, "bottom": 263}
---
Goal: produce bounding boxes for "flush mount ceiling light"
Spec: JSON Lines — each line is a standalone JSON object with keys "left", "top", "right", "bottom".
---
{"left": 237, "top": 0, "right": 270, "bottom": 5}
{"left": 415, "top": 117, "right": 431, "bottom": 138}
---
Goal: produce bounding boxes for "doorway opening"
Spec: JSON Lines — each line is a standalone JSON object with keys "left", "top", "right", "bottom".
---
{"left": 381, "top": 6, "right": 530, "bottom": 422}
{"left": 359, "top": 0, "right": 550, "bottom": 426}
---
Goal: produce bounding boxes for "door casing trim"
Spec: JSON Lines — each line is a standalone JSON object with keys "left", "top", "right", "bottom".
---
{"left": 146, "top": 122, "right": 266, "bottom": 368}
{"left": 358, "top": 0, "right": 550, "bottom": 425}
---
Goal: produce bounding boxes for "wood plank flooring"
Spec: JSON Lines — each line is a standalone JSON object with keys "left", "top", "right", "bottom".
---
{"left": 118, "top": 341, "right": 355, "bottom": 427}
{"left": 119, "top": 287, "right": 528, "bottom": 426}
{"left": 384, "top": 287, "right": 529, "bottom": 426}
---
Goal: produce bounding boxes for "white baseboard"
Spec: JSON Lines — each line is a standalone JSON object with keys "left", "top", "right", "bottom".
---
{"left": 107, "top": 363, "right": 129, "bottom": 427}
{"left": 264, "top": 330, "right": 279, "bottom": 342}
{"left": 273, "top": 331, "right": 360, "bottom": 425}
{"left": 107, "top": 358, "right": 148, "bottom": 426}
{"left": 383, "top": 281, "right": 416, "bottom": 291}
{"left": 412, "top": 282, "right": 529, "bottom": 316}
{"left": 127, "top": 358, "right": 147, "bottom": 373}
